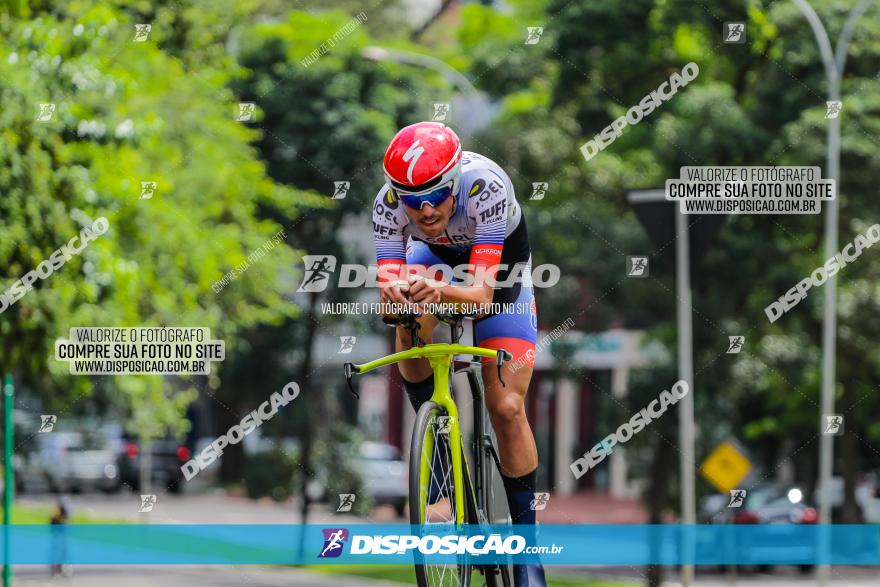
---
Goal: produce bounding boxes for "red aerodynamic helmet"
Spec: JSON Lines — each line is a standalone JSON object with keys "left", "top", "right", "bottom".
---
{"left": 383, "top": 122, "right": 462, "bottom": 209}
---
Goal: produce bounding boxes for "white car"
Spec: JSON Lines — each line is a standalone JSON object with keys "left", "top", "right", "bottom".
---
{"left": 306, "top": 441, "right": 409, "bottom": 517}
{"left": 357, "top": 442, "right": 408, "bottom": 517}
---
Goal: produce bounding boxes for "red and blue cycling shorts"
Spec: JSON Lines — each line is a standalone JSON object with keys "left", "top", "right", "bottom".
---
{"left": 405, "top": 238, "right": 538, "bottom": 368}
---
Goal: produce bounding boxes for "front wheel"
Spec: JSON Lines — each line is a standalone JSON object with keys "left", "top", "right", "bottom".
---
{"left": 410, "top": 401, "right": 470, "bottom": 587}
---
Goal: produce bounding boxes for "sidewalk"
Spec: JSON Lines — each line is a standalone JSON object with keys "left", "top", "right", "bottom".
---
{"left": 538, "top": 490, "right": 650, "bottom": 524}
{"left": 13, "top": 566, "right": 405, "bottom": 587}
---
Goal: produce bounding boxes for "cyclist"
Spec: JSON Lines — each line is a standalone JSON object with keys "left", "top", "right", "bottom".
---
{"left": 373, "top": 121, "right": 545, "bottom": 586}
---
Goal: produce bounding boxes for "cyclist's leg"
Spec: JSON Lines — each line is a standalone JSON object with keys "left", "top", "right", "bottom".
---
{"left": 396, "top": 238, "right": 445, "bottom": 397}
{"left": 398, "top": 240, "right": 452, "bottom": 506}
{"left": 475, "top": 286, "right": 538, "bottom": 482}
{"left": 475, "top": 286, "right": 546, "bottom": 586}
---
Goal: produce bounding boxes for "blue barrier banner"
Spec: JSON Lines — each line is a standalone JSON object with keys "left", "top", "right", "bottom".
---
{"left": 1, "top": 524, "right": 878, "bottom": 565}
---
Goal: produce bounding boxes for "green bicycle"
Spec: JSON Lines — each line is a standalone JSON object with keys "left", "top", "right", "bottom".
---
{"left": 345, "top": 313, "right": 514, "bottom": 587}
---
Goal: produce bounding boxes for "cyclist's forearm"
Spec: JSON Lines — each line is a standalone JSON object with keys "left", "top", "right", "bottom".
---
{"left": 439, "top": 284, "right": 493, "bottom": 310}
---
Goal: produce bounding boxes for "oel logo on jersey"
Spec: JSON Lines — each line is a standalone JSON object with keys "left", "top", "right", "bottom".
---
{"left": 469, "top": 179, "right": 486, "bottom": 198}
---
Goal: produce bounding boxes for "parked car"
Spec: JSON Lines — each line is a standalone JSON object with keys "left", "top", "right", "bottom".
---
{"left": 813, "top": 473, "right": 880, "bottom": 521}
{"left": 102, "top": 425, "right": 189, "bottom": 493}
{"left": 306, "top": 441, "right": 408, "bottom": 517}
{"left": 16, "top": 431, "right": 119, "bottom": 493}
{"left": 857, "top": 472, "right": 880, "bottom": 522}
{"left": 700, "top": 483, "right": 816, "bottom": 574}
{"left": 64, "top": 430, "right": 122, "bottom": 493}
{"left": 116, "top": 437, "right": 190, "bottom": 493}
{"left": 357, "top": 441, "right": 408, "bottom": 517}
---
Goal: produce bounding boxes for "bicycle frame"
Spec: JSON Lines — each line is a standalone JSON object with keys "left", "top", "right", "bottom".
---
{"left": 345, "top": 343, "right": 507, "bottom": 525}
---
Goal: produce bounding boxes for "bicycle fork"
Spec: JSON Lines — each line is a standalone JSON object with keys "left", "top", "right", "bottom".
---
{"left": 426, "top": 355, "right": 466, "bottom": 525}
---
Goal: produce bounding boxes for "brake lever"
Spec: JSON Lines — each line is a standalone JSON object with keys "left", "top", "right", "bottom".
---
{"left": 495, "top": 350, "right": 513, "bottom": 387}
{"left": 344, "top": 362, "right": 359, "bottom": 398}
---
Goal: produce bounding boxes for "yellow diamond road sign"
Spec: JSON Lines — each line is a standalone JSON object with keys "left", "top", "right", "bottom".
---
{"left": 700, "top": 441, "right": 751, "bottom": 493}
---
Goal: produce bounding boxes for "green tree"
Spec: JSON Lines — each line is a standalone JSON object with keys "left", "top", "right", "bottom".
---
{"left": 0, "top": 3, "right": 316, "bottom": 445}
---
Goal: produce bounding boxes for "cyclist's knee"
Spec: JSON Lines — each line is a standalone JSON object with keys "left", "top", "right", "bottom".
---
{"left": 487, "top": 394, "right": 525, "bottom": 428}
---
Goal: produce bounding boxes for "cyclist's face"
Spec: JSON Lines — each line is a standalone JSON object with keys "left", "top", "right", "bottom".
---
{"left": 403, "top": 195, "right": 454, "bottom": 236}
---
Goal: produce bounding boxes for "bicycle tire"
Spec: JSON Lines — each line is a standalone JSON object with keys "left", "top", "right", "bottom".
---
{"left": 481, "top": 435, "right": 513, "bottom": 587}
{"left": 410, "top": 401, "right": 471, "bottom": 587}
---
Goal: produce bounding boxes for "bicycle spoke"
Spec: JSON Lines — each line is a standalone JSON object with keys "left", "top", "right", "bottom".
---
{"left": 421, "top": 416, "right": 467, "bottom": 585}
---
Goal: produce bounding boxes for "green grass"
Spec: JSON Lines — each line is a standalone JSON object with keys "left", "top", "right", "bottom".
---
{"left": 0, "top": 503, "right": 129, "bottom": 524}
{"left": 309, "top": 565, "right": 634, "bottom": 586}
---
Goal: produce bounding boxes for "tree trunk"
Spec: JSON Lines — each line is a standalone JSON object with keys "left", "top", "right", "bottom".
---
{"left": 646, "top": 439, "right": 673, "bottom": 587}
{"left": 218, "top": 402, "right": 245, "bottom": 483}
{"left": 139, "top": 437, "right": 152, "bottom": 497}
{"left": 840, "top": 382, "right": 862, "bottom": 523}
{"left": 298, "top": 290, "right": 321, "bottom": 525}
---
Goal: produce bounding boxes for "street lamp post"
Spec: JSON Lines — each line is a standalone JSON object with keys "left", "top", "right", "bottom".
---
{"left": 361, "top": 46, "right": 496, "bottom": 135}
{"left": 790, "top": 1, "right": 872, "bottom": 585}
{"left": 626, "top": 189, "right": 697, "bottom": 586}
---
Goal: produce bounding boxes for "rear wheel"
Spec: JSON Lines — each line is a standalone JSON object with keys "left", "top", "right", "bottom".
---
{"left": 410, "top": 401, "right": 470, "bottom": 587}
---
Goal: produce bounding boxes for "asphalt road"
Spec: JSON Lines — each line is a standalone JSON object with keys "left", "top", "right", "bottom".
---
{"left": 9, "top": 564, "right": 880, "bottom": 587}
{"left": 12, "top": 565, "right": 403, "bottom": 587}
{"left": 19, "top": 492, "right": 378, "bottom": 524}
{"left": 15, "top": 493, "right": 880, "bottom": 586}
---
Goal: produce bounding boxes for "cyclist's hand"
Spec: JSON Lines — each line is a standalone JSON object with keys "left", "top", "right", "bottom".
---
{"left": 408, "top": 274, "right": 445, "bottom": 313}
{"left": 379, "top": 279, "right": 412, "bottom": 317}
